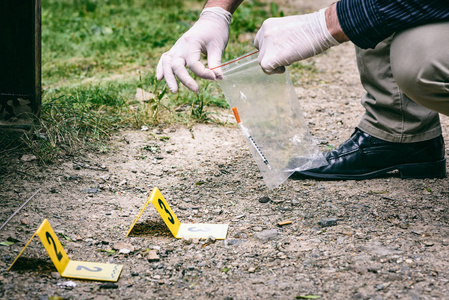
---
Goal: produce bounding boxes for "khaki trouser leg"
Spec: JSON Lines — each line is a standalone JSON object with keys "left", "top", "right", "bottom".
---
{"left": 356, "top": 22, "right": 449, "bottom": 143}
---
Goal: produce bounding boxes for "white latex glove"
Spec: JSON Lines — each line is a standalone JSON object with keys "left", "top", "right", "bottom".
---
{"left": 156, "top": 7, "right": 232, "bottom": 93}
{"left": 254, "top": 8, "right": 339, "bottom": 74}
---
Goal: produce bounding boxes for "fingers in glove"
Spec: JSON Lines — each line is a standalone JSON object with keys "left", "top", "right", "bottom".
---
{"left": 172, "top": 58, "right": 200, "bottom": 93}
{"left": 254, "top": 26, "right": 277, "bottom": 74}
{"left": 187, "top": 60, "right": 216, "bottom": 82}
{"left": 161, "top": 55, "right": 180, "bottom": 93}
{"left": 258, "top": 49, "right": 280, "bottom": 74}
{"left": 156, "top": 55, "right": 164, "bottom": 81}
{"left": 206, "top": 47, "right": 224, "bottom": 80}
{"left": 262, "top": 66, "right": 285, "bottom": 75}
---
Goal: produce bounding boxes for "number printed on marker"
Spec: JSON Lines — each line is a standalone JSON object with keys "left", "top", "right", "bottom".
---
{"left": 158, "top": 198, "right": 175, "bottom": 224}
{"left": 76, "top": 265, "right": 102, "bottom": 272}
{"left": 46, "top": 232, "right": 63, "bottom": 261}
{"left": 187, "top": 226, "right": 212, "bottom": 232}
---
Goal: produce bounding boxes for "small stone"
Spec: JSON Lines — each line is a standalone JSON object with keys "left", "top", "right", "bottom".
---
{"left": 148, "top": 250, "right": 160, "bottom": 262}
{"left": 248, "top": 267, "right": 256, "bottom": 273}
{"left": 318, "top": 218, "right": 338, "bottom": 228}
{"left": 21, "top": 154, "right": 37, "bottom": 162}
{"left": 119, "top": 248, "right": 131, "bottom": 254}
{"left": 258, "top": 196, "right": 271, "bottom": 203}
{"left": 182, "top": 238, "right": 192, "bottom": 245}
{"left": 255, "top": 229, "right": 280, "bottom": 242}
{"left": 99, "top": 283, "right": 118, "bottom": 289}
{"left": 277, "top": 252, "right": 287, "bottom": 259}
{"left": 206, "top": 236, "right": 216, "bottom": 243}
{"left": 291, "top": 199, "right": 300, "bottom": 206}
{"left": 58, "top": 281, "right": 77, "bottom": 289}
{"left": 225, "top": 239, "right": 245, "bottom": 246}
{"left": 202, "top": 236, "right": 216, "bottom": 247}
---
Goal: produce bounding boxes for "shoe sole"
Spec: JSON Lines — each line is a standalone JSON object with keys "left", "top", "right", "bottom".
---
{"left": 295, "top": 158, "right": 447, "bottom": 180}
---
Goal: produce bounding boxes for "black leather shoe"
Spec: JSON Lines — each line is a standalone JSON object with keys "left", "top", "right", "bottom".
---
{"left": 293, "top": 128, "right": 446, "bottom": 180}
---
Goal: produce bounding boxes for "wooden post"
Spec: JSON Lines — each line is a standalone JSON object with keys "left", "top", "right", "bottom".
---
{"left": 0, "top": 0, "right": 41, "bottom": 131}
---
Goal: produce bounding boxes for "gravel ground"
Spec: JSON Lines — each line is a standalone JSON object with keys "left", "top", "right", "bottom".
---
{"left": 1, "top": 1, "right": 449, "bottom": 299}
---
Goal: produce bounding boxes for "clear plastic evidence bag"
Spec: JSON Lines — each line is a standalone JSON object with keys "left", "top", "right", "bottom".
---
{"left": 217, "top": 51, "right": 327, "bottom": 188}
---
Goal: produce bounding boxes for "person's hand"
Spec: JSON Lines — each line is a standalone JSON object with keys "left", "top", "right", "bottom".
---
{"left": 254, "top": 8, "right": 340, "bottom": 74}
{"left": 156, "top": 7, "right": 232, "bottom": 93}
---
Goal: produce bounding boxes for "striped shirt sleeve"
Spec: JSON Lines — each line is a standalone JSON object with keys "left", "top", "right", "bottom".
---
{"left": 336, "top": 0, "right": 449, "bottom": 49}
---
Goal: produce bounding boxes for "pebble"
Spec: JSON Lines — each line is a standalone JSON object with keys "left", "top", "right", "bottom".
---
{"left": 206, "top": 236, "right": 216, "bottom": 243}
{"left": 58, "top": 281, "right": 77, "bottom": 288}
{"left": 258, "top": 196, "right": 271, "bottom": 203}
{"left": 99, "top": 283, "right": 118, "bottom": 289}
{"left": 182, "top": 238, "right": 192, "bottom": 245}
{"left": 225, "top": 239, "right": 245, "bottom": 246}
{"left": 318, "top": 218, "right": 338, "bottom": 228}
{"left": 148, "top": 250, "right": 160, "bottom": 262}
{"left": 255, "top": 229, "right": 280, "bottom": 242}
{"left": 21, "top": 154, "right": 37, "bottom": 162}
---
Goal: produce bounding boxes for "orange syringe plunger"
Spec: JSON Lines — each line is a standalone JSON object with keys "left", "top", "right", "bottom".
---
{"left": 232, "top": 107, "right": 241, "bottom": 124}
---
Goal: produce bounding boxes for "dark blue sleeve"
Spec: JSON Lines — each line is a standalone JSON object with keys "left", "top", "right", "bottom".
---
{"left": 336, "top": 0, "right": 449, "bottom": 49}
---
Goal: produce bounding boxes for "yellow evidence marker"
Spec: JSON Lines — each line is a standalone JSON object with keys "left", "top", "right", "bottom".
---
{"left": 126, "top": 187, "right": 229, "bottom": 239}
{"left": 8, "top": 219, "right": 122, "bottom": 282}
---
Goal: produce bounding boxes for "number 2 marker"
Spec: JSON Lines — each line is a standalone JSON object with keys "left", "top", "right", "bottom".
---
{"left": 8, "top": 219, "right": 123, "bottom": 282}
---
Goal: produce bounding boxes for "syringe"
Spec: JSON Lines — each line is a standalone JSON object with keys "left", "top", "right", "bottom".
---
{"left": 232, "top": 107, "right": 272, "bottom": 169}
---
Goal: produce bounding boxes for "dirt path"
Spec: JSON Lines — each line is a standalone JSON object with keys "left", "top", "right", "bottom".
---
{"left": 1, "top": 1, "right": 449, "bottom": 299}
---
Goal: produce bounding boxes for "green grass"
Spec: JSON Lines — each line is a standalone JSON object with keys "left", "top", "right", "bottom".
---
{"left": 26, "top": 0, "right": 319, "bottom": 162}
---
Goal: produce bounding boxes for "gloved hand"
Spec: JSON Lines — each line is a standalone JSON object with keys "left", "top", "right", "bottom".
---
{"left": 254, "top": 8, "right": 339, "bottom": 74}
{"left": 156, "top": 7, "right": 232, "bottom": 93}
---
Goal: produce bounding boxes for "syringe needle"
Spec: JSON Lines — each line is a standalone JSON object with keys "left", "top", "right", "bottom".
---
{"left": 232, "top": 107, "right": 271, "bottom": 169}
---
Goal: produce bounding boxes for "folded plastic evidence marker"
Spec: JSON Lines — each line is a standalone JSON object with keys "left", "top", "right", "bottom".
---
{"left": 8, "top": 219, "right": 123, "bottom": 282}
{"left": 127, "top": 187, "right": 229, "bottom": 239}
